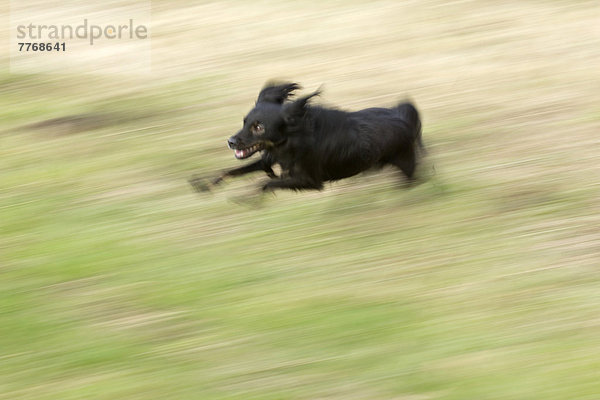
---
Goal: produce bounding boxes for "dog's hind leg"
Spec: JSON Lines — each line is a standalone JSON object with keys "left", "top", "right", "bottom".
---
{"left": 391, "top": 147, "right": 417, "bottom": 184}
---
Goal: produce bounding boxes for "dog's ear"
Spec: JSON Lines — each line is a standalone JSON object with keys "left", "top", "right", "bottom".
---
{"left": 257, "top": 82, "right": 301, "bottom": 105}
{"left": 282, "top": 89, "right": 321, "bottom": 125}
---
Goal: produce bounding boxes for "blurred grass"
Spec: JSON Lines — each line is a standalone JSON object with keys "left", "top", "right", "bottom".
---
{"left": 1, "top": 1, "right": 600, "bottom": 399}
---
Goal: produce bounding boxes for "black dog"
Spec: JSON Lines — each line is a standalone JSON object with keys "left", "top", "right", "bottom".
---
{"left": 191, "top": 82, "right": 424, "bottom": 193}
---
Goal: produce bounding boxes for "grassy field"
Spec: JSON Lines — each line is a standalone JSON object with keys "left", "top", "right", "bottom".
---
{"left": 1, "top": 1, "right": 600, "bottom": 399}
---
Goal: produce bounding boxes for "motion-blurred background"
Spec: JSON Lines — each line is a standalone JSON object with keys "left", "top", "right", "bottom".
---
{"left": 1, "top": 1, "right": 599, "bottom": 399}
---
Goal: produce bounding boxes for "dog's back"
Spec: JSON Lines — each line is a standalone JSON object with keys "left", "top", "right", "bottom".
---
{"left": 291, "top": 101, "right": 423, "bottom": 181}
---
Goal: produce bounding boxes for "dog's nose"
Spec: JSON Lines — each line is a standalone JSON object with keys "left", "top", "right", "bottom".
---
{"left": 227, "top": 137, "right": 237, "bottom": 149}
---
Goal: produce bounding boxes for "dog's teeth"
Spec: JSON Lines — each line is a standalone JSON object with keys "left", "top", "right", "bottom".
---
{"left": 234, "top": 144, "right": 261, "bottom": 159}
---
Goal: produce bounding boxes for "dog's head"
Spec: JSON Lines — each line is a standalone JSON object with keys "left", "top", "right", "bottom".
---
{"left": 227, "top": 82, "right": 319, "bottom": 159}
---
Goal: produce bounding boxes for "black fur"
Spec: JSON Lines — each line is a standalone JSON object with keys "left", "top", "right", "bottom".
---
{"left": 192, "top": 82, "right": 424, "bottom": 193}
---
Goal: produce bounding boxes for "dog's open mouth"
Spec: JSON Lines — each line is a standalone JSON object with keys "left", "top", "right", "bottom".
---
{"left": 234, "top": 143, "right": 263, "bottom": 159}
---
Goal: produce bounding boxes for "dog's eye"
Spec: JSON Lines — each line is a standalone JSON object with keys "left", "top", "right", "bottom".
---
{"left": 251, "top": 122, "right": 265, "bottom": 135}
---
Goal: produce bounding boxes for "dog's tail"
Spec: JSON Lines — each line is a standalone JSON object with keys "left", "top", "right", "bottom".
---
{"left": 397, "top": 101, "right": 425, "bottom": 156}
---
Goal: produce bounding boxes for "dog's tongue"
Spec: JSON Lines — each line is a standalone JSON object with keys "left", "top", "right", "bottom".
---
{"left": 235, "top": 149, "right": 246, "bottom": 158}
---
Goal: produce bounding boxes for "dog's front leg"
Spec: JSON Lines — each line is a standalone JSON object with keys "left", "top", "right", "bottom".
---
{"left": 213, "top": 160, "right": 274, "bottom": 184}
{"left": 189, "top": 160, "right": 274, "bottom": 192}
{"left": 262, "top": 177, "right": 323, "bottom": 192}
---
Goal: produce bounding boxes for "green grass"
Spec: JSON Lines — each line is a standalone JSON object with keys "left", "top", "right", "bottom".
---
{"left": 2, "top": 1, "right": 600, "bottom": 399}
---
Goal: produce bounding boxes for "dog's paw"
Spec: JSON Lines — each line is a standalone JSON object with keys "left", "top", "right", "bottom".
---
{"left": 229, "top": 190, "right": 266, "bottom": 209}
{"left": 188, "top": 175, "right": 211, "bottom": 193}
{"left": 261, "top": 180, "right": 279, "bottom": 193}
{"left": 401, "top": 176, "right": 421, "bottom": 189}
